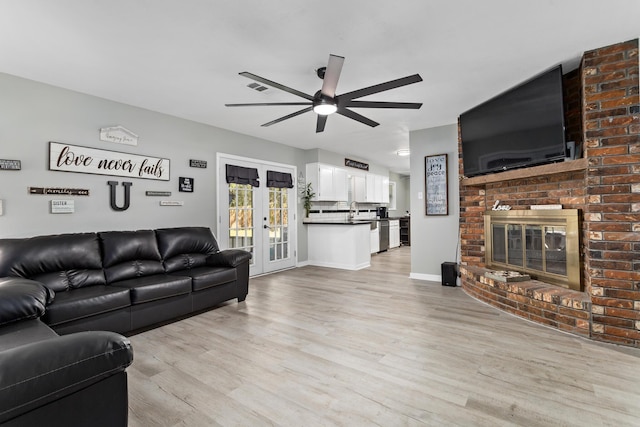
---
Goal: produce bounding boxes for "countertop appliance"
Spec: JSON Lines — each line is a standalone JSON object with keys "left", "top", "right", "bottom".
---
{"left": 376, "top": 206, "right": 388, "bottom": 218}
{"left": 378, "top": 219, "right": 389, "bottom": 252}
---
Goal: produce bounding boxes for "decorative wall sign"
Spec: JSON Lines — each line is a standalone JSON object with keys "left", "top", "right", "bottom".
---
{"left": 344, "top": 158, "right": 369, "bottom": 171}
{"left": 0, "top": 159, "right": 21, "bottom": 170}
{"left": 160, "top": 201, "right": 184, "bottom": 206}
{"left": 99, "top": 126, "right": 138, "bottom": 146}
{"left": 179, "top": 177, "right": 194, "bottom": 192}
{"left": 145, "top": 191, "right": 172, "bottom": 196}
{"left": 425, "top": 153, "right": 448, "bottom": 215}
{"left": 29, "top": 187, "right": 90, "bottom": 196}
{"left": 189, "top": 159, "right": 207, "bottom": 168}
{"left": 108, "top": 181, "right": 132, "bottom": 211}
{"left": 50, "top": 200, "right": 75, "bottom": 214}
{"left": 49, "top": 142, "right": 170, "bottom": 181}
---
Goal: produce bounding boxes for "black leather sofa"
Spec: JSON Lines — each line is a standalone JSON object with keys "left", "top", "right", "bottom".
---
{"left": 0, "top": 226, "right": 252, "bottom": 335}
{"left": 0, "top": 278, "right": 133, "bottom": 426}
{"left": 0, "top": 226, "right": 251, "bottom": 426}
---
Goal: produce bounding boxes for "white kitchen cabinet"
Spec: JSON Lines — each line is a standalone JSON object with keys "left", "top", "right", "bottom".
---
{"left": 364, "top": 173, "right": 390, "bottom": 203}
{"left": 370, "top": 226, "right": 380, "bottom": 254}
{"left": 389, "top": 220, "right": 400, "bottom": 248}
{"left": 352, "top": 175, "right": 366, "bottom": 203}
{"left": 306, "top": 163, "right": 349, "bottom": 202}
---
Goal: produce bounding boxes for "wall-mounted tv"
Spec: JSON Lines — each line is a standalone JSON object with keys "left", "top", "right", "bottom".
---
{"left": 459, "top": 65, "right": 566, "bottom": 177}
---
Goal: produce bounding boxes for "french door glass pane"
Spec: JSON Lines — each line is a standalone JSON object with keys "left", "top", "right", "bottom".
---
{"left": 229, "top": 183, "right": 255, "bottom": 265}
{"left": 268, "top": 187, "right": 289, "bottom": 262}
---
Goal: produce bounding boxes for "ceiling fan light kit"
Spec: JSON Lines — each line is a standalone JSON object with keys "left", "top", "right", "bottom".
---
{"left": 226, "top": 54, "right": 423, "bottom": 133}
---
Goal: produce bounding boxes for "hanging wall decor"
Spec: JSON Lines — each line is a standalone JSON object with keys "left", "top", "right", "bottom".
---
{"left": 179, "top": 177, "right": 194, "bottom": 192}
{"left": 425, "top": 153, "right": 448, "bottom": 215}
{"left": 108, "top": 181, "right": 132, "bottom": 211}
{"left": 99, "top": 126, "right": 138, "bottom": 146}
{"left": 49, "top": 142, "right": 170, "bottom": 181}
{"left": 0, "top": 159, "right": 21, "bottom": 170}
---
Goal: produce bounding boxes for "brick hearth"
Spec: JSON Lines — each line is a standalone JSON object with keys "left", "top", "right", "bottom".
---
{"left": 458, "top": 39, "right": 640, "bottom": 348}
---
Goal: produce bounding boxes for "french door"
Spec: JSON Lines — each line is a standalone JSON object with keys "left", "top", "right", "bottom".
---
{"left": 217, "top": 155, "right": 297, "bottom": 276}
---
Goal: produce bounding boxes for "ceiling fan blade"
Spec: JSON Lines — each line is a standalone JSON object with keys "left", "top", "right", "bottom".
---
{"left": 344, "top": 100, "right": 423, "bottom": 109}
{"left": 225, "top": 102, "right": 312, "bottom": 107}
{"left": 339, "top": 74, "right": 423, "bottom": 101}
{"left": 239, "top": 72, "right": 315, "bottom": 101}
{"left": 316, "top": 115, "right": 328, "bottom": 133}
{"left": 320, "top": 54, "right": 345, "bottom": 98}
{"left": 261, "top": 106, "right": 313, "bottom": 127}
{"left": 337, "top": 108, "right": 379, "bottom": 128}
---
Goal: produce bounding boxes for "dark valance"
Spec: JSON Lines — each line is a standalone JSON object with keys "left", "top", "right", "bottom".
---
{"left": 226, "top": 164, "right": 259, "bottom": 187}
{"left": 266, "top": 171, "right": 294, "bottom": 188}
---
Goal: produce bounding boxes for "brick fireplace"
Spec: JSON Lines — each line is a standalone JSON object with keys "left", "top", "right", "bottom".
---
{"left": 458, "top": 39, "right": 640, "bottom": 348}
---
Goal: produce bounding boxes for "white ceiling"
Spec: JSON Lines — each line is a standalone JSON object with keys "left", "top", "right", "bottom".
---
{"left": 1, "top": 1, "right": 639, "bottom": 174}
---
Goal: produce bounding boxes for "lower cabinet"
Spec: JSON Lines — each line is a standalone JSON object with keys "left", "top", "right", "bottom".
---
{"left": 370, "top": 226, "right": 380, "bottom": 254}
{"left": 389, "top": 220, "right": 400, "bottom": 249}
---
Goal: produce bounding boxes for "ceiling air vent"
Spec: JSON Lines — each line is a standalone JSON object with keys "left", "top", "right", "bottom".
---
{"left": 247, "top": 82, "right": 268, "bottom": 92}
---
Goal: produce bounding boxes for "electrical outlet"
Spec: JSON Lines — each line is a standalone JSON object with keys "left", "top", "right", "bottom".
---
{"left": 0, "top": 199, "right": 3, "bottom": 215}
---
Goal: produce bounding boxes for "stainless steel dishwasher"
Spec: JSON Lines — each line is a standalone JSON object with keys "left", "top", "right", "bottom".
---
{"left": 378, "top": 219, "right": 389, "bottom": 252}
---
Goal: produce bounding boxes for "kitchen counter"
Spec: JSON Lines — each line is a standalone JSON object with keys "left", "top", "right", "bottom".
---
{"left": 305, "top": 221, "right": 371, "bottom": 270}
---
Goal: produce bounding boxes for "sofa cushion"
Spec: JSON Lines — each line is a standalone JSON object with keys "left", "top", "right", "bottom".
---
{"left": 173, "top": 266, "right": 237, "bottom": 292}
{"left": 42, "top": 286, "right": 131, "bottom": 327}
{"left": 156, "top": 227, "right": 220, "bottom": 273}
{"left": 0, "top": 278, "right": 50, "bottom": 327}
{"left": 0, "top": 319, "right": 58, "bottom": 352}
{"left": 109, "top": 274, "right": 191, "bottom": 304}
{"left": 99, "top": 230, "right": 164, "bottom": 284}
{"left": 0, "top": 233, "right": 105, "bottom": 292}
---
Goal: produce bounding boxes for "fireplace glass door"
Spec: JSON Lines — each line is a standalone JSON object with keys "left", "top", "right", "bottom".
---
{"left": 485, "top": 209, "right": 580, "bottom": 291}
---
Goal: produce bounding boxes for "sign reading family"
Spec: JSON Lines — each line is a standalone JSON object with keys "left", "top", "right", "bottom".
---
{"left": 49, "top": 142, "right": 170, "bottom": 181}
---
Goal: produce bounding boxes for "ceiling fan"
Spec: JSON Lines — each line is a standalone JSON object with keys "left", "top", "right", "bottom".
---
{"left": 225, "top": 54, "right": 423, "bottom": 133}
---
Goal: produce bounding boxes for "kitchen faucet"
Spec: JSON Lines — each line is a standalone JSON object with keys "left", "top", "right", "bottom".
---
{"left": 349, "top": 201, "right": 359, "bottom": 219}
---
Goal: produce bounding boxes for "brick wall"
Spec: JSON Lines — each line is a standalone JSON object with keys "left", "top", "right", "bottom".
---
{"left": 458, "top": 39, "right": 640, "bottom": 348}
{"left": 582, "top": 39, "right": 639, "bottom": 346}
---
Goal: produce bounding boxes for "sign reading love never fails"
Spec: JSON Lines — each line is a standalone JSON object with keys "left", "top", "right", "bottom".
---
{"left": 49, "top": 142, "right": 170, "bottom": 181}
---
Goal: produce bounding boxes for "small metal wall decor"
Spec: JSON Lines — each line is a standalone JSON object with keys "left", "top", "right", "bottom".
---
{"left": 99, "top": 125, "right": 138, "bottom": 146}
{"left": 108, "top": 181, "right": 132, "bottom": 211}
{"left": 179, "top": 177, "right": 194, "bottom": 192}
{"left": 344, "top": 158, "right": 369, "bottom": 171}
{"left": 189, "top": 159, "right": 207, "bottom": 168}
{"left": 29, "top": 187, "right": 90, "bottom": 196}
{"left": 145, "top": 191, "right": 172, "bottom": 196}
{"left": 0, "top": 159, "right": 21, "bottom": 170}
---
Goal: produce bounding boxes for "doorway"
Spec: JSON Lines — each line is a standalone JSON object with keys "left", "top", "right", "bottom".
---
{"left": 217, "top": 154, "right": 297, "bottom": 276}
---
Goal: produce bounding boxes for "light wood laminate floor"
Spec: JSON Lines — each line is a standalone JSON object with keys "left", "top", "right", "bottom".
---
{"left": 128, "top": 247, "right": 640, "bottom": 426}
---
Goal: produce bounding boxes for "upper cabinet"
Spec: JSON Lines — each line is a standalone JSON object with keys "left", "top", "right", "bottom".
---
{"left": 306, "top": 162, "right": 389, "bottom": 204}
{"left": 306, "top": 163, "right": 349, "bottom": 202}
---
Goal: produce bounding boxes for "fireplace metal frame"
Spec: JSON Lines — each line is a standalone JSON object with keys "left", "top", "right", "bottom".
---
{"left": 484, "top": 209, "right": 581, "bottom": 291}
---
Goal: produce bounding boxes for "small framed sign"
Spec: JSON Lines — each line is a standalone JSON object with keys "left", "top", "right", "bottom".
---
{"left": 189, "top": 159, "right": 207, "bottom": 168}
{"left": 0, "top": 159, "right": 21, "bottom": 170}
{"left": 50, "top": 200, "right": 75, "bottom": 214}
{"left": 425, "top": 153, "right": 448, "bottom": 215}
{"left": 179, "top": 177, "right": 194, "bottom": 192}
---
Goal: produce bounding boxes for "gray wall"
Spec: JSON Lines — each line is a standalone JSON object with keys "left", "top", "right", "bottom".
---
{"left": 388, "top": 171, "right": 409, "bottom": 217}
{"left": 409, "top": 124, "right": 459, "bottom": 281}
{"left": 0, "top": 72, "right": 311, "bottom": 260}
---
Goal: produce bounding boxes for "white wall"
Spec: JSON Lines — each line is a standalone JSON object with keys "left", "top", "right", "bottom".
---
{"left": 0, "top": 72, "right": 311, "bottom": 261}
{"left": 409, "top": 124, "right": 459, "bottom": 282}
{"left": 388, "top": 171, "right": 409, "bottom": 217}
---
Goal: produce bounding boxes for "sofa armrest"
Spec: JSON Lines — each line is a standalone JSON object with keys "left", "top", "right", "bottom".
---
{"left": 0, "top": 278, "right": 52, "bottom": 327}
{"left": 0, "top": 331, "right": 133, "bottom": 424}
{"left": 207, "top": 249, "right": 252, "bottom": 268}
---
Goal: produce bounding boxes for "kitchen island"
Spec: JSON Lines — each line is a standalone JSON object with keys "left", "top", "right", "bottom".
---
{"left": 305, "top": 220, "right": 373, "bottom": 270}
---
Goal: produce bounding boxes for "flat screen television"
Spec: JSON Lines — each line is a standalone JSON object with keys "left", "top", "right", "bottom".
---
{"left": 459, "top": 65, "right": 566, "bottom": 177}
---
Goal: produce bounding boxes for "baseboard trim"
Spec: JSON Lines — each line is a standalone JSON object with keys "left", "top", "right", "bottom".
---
{"left": 409, "top": 272, "right": 441, "bottom": 283}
